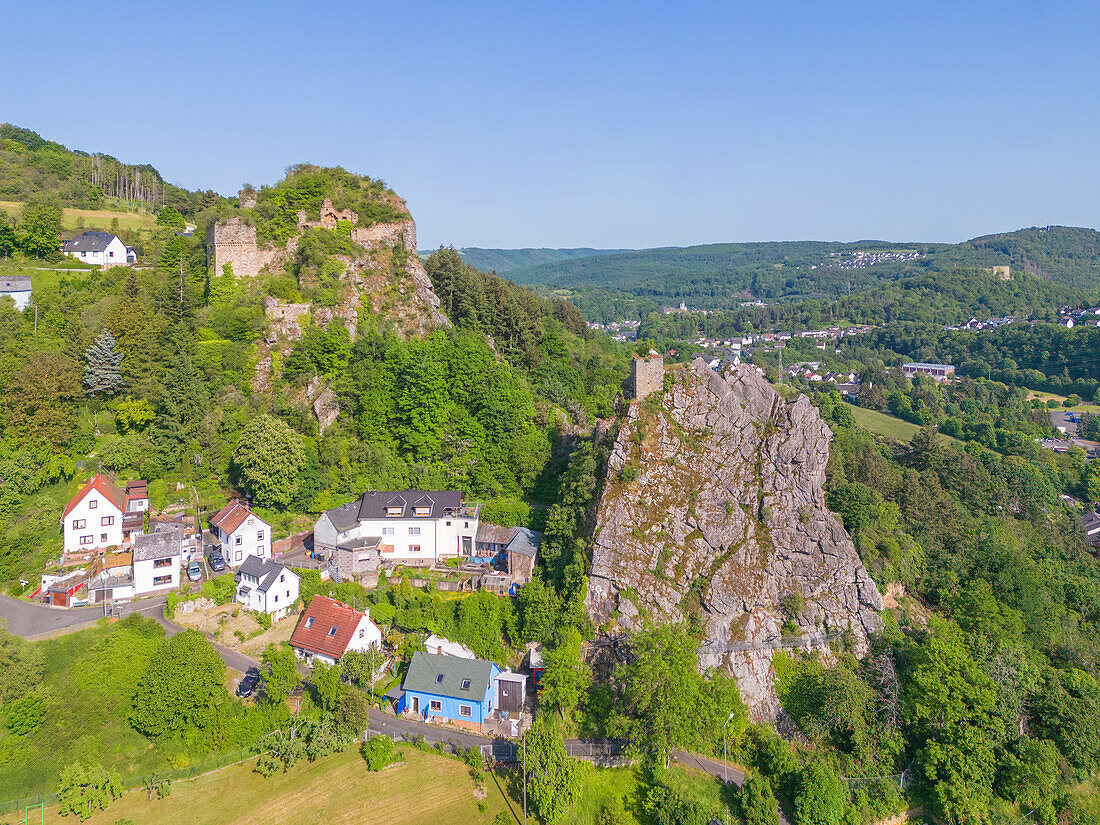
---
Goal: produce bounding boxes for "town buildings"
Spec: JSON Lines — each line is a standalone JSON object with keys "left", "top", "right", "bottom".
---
{"left": 131, "top": 530, "right": 182, "bottom": 595}
{"left": 288, "top": 595, "right": 382, "bottom": 667}
{"left": 235, "top": 555, "right": 299, "bottom": 619}
{"left": 0, "top": 276, "right": 32, "bottom": 310}
{"left": 62, "top": 231, "right": 134, "bottom": 269}
{"left": 210, "top": 501, "right": 271, "bottom": 567}
{"left": 902, "top": 362, "right": 956, "bottom": 382}
{"left": 62, "top": 474, "right": 128, "bottom": 556}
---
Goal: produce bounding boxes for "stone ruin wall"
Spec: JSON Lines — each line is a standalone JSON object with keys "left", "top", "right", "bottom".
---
{"left": 631, "top": 353, "right": 665, "bottom": 400}
{"left": 205, "top": 217, "right": 282, "bottom": 280}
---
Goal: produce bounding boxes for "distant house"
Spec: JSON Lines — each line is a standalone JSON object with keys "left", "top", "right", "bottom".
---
{"left": 132, "top": 530, "right": 182, "bottom": 595}
{"left": 62, "top": 474, "right": 127, "bottom": 556}
{"left": 424, "top": 634, "right": 476, "bottom": 659}
{"left": 62, "top": 231, "right": 129, "bottom": 269}
{"left": 902, "top": 362, "right": 956, "bottom": 382}
{"left": 473, "top": 525, "right": 541, "bottom": 585}
{"left": 314, "top": 489, "right": 479, "bottom": 572}
{"left": 1080, "top": 510, "right": 1100, "bottom": 546}
{"left": 210, "top": 501, "right": 271, "bottom": 567}
{"left": 288, "top": 595, "right": 382, "bottom": 667}
{"left": 87, "top": 551, "right": 135, "bottom": 604}
{"left": 122, "top": 480, "right": 148, "bottom": 541}
{"left": 0, "top": 277, "right": 32, "bottom": 310}
{"left": 235, "top": 555, "right": 299, "bottom": 619}
{"left": 37, "top": 570, "right": 88, "bottom": 607}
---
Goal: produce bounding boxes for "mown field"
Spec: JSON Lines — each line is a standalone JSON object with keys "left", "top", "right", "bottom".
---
{"left": 848, "top": 404, "right": 924, "bottom": 442}
{"left": 0, "top": 200, "right": 157, "bottom": 232}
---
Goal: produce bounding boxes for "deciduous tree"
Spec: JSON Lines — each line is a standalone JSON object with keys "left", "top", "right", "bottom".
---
{"left": 231, "top": 414, "right": 307, "bottom": 509}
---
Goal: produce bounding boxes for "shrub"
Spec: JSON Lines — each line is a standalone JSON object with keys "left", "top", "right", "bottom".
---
{"left": 619, "top": 465, "right": 640, "bottom": 485}
{"left": 201, "top": 574, "right": 236, "bottom": 605}
{"left": 361, "top": 735, "right": 398, "bottom": 771}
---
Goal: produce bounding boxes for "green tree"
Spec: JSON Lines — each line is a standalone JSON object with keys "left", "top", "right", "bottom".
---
{"left": 129, "top": 629, "right": 226, "bottom": 737}
{"left": 539, "top": 626, "right": 591, "bottom": 718}
{"left": 309, "top": 660, "right": 346, "bottom": 712}
{"left": 57, "top": 761, "right": 123, "bottom": 820}
{"left": 5, "top": 351, "right": 82, "bottom": 448}
{"left": 261, "top": 643, "right": 301, "bottom": 704}
{"left": 113, "top": 395, "right": 154, "bottom": 433}
{"left": 156, "top": 205, "right": 186, "bottom": 229}
{"left": 522, "top": 716, "right": 580, "bottom": 824}
{"left": 84, "top": 329, "right": 124, "bottom": 398}
{"left": 920, "top": 724, "right": 995, "bottom": 825}
{"left": 361, "top": 734, "right": 397, "bottom": 771}
{"left": 231, "top": 414, "right": 307, "bottom": 509}
{"left": 517, "top": 575, "right": 557, "bottom": 643}
{"left": 738, "top": 773, "right": 780, "bottom": 825}
{"left": 334, "top": 691, "right": 370, "bottom": 739}
{"left": 792, "top": 761, "right": 847, "bottom": 825}
{"left": 17, "top": 195, "right": 62, "bottom": 259}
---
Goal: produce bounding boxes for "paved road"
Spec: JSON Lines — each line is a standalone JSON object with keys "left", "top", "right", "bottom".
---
{"left": 672, "top": 750, "right": 791, "bottom": 825}
{"left": 150, "top": 605, "right": 261, "bottom": 674}
{"left": 0, "top": 593, "right": 165, "bottom": 638}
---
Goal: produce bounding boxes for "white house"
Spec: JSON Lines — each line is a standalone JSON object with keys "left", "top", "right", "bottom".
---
{"left": 132, "top": 530, "right": 182, "bottom": 596}
{"left": 235, "top": 555, "right": 299, "bottom": 619}
{"left": 62, "top": 231, "right": 130, "bottom": 269}
{"left": 313, "top": 490, "right": 478, "bottom": 568}
{"left": 424, "top": 634, "right": 476, "bottom": 659}
{"left": 0, "top": 277, "right": 32, "bottom": 310}
{"left": 288, "top": 595, "right": 382, "bottom": 667}
{"left": 209, "top": 501, "right": 271, "bottom": 567}
{"left": 62, "top": 474, "right": 127, "bottom": 556}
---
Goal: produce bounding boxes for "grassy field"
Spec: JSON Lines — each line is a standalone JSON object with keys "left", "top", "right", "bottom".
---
{"left": 1025, "top": 388, "right": 1100, "bottom": 415}
{"left": 0, "top": 200, "right": 157, "bottom": 232}
{"left": 42, "top": 747, "right": 516, "bottom": 825}
{"left": 848, "top": 405, "right": 924, "bottom": 442}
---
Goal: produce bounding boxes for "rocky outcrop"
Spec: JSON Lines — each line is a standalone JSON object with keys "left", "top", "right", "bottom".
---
{"left": 586, "top": 358, "right": 883, "bottom": 720}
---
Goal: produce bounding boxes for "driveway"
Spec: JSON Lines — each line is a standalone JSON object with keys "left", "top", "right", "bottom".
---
{"left": 151, "top": 605, "right": 261, "bottom": 674}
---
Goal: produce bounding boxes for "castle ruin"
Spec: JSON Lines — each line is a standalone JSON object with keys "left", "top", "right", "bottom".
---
{"left": 631, "top": 352, "right": 665, "bottom": 400}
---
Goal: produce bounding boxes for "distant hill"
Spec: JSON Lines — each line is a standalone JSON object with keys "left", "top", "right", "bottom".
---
{"left": 454, "top": 247, "right": 634, "bottom": 273}
{"left": 505, "top": 227, "right": 1100, "bottom": 315}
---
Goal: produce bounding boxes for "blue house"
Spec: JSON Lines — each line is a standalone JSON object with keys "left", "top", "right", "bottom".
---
{"left": 398, "top": 651, "right": 501, "bottom": 730}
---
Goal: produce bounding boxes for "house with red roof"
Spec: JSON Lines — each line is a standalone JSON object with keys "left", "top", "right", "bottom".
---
{"left": 210, "top": 500, "right": 271, "bottom": 568}
{"left": 288, "top": 595, "right": 382, "bottom": 667}
{"left": 62, "top": 474, "right": 128, "bottom": 556}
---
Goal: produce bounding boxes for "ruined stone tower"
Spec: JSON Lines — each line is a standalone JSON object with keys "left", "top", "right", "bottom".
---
{"left": 631, "top": 352, "right": 664, "bottom": 400}
{"left": 205, "top": 217, "right": 281, "bottom": 279}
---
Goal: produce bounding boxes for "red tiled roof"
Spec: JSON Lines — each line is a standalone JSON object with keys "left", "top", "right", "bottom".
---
{"left": 289, "top": 596, "right": 366, "bottom": 660}
{"left": 62, "top": 474, "right": 127, "bottom": 518}
{"left": 210, "top": 501, "right": 258, "bottom": 535}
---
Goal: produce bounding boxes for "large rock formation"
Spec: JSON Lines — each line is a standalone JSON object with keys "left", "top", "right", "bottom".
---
{"left": 587, "top": 358, "right": 883, "bottom": 719}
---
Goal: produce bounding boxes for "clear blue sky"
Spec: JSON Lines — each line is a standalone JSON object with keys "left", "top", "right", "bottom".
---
{"left": 4, "top": 1, "right": 1099, "bottom": 249}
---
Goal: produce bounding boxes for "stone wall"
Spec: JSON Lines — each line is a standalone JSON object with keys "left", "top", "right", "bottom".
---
{"left": 206, "top": 218, "right": 282, "bottom": 279}
{"left": 264, "top": 296, "right": 311, "bottom": 342}
{"left": 631, "top": 354, "right": 664, "bottom": 400}
{"left": 351, "top": 220, "right": 416, "bottom": 250}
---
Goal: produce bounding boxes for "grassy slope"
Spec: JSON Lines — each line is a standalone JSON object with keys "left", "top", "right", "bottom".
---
{"left": 849, "top": 405, "right": 924, "bottom": 442}
{"left": 0, "top": 200, "right": 156, "bottom": 232}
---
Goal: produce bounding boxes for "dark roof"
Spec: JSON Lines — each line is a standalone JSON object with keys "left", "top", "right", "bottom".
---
{"left": 477, "top": 524, "right": 517, "bottom": 546}
{"left": 402, "top": 651, "right": 494, "bottom": 701}
{"left": 62, "top": 231, "right": 120, "bottom": 252}
{"left": 237, "top": 554, "right": 293, "bottom": 592}
{"left": 0, "top": 277, "right": 31, "bottom": 292}
{"left": 505, "top": 528, "right": 541, "bottom": 558}
{"left": 133, "top": 530, "right": 182, "bottom": 562}
{"left": 321, "top": 499, "right": 362, "bottom": 533}
{"left": 289, "top": 596, "right": 369, "bottom": 659}
{"left": 1080, "top": 511, "right": 1100, "bottom": 534}
{"left": 356, "top": 489, "right": 464, "bottom": 520}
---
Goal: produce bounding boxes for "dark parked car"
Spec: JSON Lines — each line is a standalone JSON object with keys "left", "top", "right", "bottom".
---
{"left": 236, "top": 667, "right": 260, "bottom": 699}
{"left": 207, "top": 550, "right": 227, "bottom": 572}
{"left": 186, "top": 560, "right": 202, "bottom": 582}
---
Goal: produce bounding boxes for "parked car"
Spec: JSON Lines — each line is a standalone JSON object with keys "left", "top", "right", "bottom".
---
{"left": 207, "top": 550, "right": 226, "bottom": 572}
{"left": 236, "top": 667, "right": 260, "bottom": 699}
{"left": 186, "top": 560, "right": 202, "bottom": 582}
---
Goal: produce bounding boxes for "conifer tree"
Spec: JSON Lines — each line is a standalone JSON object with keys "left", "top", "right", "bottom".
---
{"left": 83, "top": 330, "right": 124, "bottom": 397}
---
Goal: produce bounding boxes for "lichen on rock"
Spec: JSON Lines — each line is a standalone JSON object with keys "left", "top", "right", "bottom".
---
{"left": 586, "top": 358, "right": 884, "bottom": 719}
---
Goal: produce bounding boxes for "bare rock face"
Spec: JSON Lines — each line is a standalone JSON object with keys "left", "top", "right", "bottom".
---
{"left": 587, "top": 358, "right": 884, "bottom": 719}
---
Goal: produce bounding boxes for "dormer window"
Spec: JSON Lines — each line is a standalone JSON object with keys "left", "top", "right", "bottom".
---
{"left": 386, "top": 507, "right": 402, "bottom": 517}
{"left": 414, "top": 507, "right": 430, "bottom": 517}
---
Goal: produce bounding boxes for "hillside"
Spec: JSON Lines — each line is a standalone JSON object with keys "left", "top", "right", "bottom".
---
{"left": 505, "top": 227, "right": 1100, "bottom": 317}
{"left": 455, "top": 246, "right": 633, "bottom": 273}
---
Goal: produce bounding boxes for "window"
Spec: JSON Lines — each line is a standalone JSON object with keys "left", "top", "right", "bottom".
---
{"left": 257, "top": 531, "right": 264, "bottom": 541}
{"left": 359, "top": 628, "right": 365, "bottom": 638}
{"left": 153, "top": 575, "right": 172, "bottom": 585}
{"left": 109, "top": 251, "right": 115, "bottom": 258}
{"left": 386, "top": 506, "right": 402, "bottom": 517}
{"left": 327, "top": 626, "right": 337, "bottom": 637}
{"left": 414, "top": 506, "right": 430, "bottom": 517}
{"left": 247, "top": 518, "right": 254, "bottom": 525}
{"left": 101, "top": 516, "right": 114, "bottom": 526}
{"left": 153, "top": 558, "right": 172, "bottom": 568}
{"left": 459, "top": 705, "right": 472, "bottom": 718}
{"left": 235, "top": 536, "right": 242, "bottom": 545}
{"left": 429, "top": 700, "right": 442, "bottom": 712}
{"left": 460, "top": 679, "right": 471, "bottom": 691}
{"left": 279, "top": 574, "right": 285, "bottom": 583}
{"left": 409, "top": 545, "right": 421, "bottom": 553}
{"left": 305, "top": 617, "right": 314, "bottom": 628}
{"left": 89, "top": 499, "right": 98, "bottom": 509}
{"left": 100, "top": 534, "right": 107, "bottom": 542}
{"left": 80, "top": 535, "right": 94, "bottom": 545}
{"left": 464, "top": 522, "right": 469, "bottom": 528}
{"left": 408, "top": 527, "right": 420, "bottom": 535}
{"left": 446, "top": 520, "right": 451, "bottom": 526}
{"left": 80, "top": 250, "right": 86, "bottom": 257}
{"left": 436, "top": 673, "right": 445, "bottom": 683}
{"left": 72, "top": 519, "right": 86, "bottom": 529}
{"left": 274, "top": 595, "right": 278, "bottom": 603}
{"left": 382, "top": 527, "right": 394, "bottom": 535}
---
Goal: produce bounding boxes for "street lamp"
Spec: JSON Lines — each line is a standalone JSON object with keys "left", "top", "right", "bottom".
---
{"left": 723, "top": 711, "right": 738, "bottom": 784}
